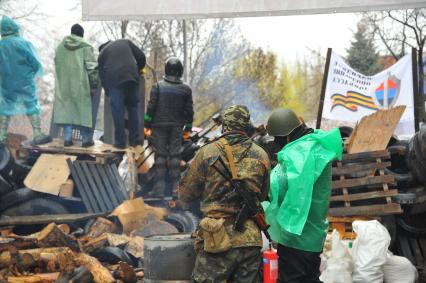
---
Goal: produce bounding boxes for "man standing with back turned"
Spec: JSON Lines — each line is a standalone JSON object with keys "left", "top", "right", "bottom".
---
{"left": 54, "top": 24, "right": 98, "bottom": 147}
{"left": 264, "top": 108, "right": 342, "bottom": 283}
{"left": 179, "top": 105, "right": 270, "bottom": 283}
{"left": 98, "top": 39, "right": 146, "bottom": 148}
{"left": 145, "top": 57, "right": 194, "bottom": 197}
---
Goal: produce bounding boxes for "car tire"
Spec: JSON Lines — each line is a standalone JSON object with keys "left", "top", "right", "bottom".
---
{"left": 165, "top": 211, "right": 200, "bottom": 233}
{"left": 0, "top": 188, "right": 42, "bottom": 213}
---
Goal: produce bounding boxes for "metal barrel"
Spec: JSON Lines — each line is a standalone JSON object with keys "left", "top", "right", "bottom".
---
{"left": 143, "top": 233, "right": 196, "bottom": 283}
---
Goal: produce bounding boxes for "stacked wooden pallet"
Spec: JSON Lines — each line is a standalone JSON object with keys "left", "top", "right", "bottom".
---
{"left": 329, "top": 149, "right": 402, "bottom": 217}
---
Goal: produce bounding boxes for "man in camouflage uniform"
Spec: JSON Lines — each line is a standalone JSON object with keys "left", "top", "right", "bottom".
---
{"left": 179, "top": 105, "right": 270, "bottom": 283}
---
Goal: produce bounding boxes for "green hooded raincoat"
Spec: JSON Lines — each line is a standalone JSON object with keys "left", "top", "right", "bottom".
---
{"left": 53, "top": 35, "right": 98, "bottom": 128}
{"left": 263, "top": 128, "right": 343, "bottom": 252}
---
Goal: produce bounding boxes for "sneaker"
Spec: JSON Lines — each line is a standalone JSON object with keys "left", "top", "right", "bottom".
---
{"left": 82, "top": 140, "right": 95, "bottom": 148}
{"left": 32, "top": 134, "right": 52, "bottom": 146}
{"left": 64, "top": 140, "right": 73, "bottom": 147}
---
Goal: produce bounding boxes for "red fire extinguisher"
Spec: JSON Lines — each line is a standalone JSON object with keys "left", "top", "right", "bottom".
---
{"left": 263, "top": 245, "right": 278, "bottom": 283}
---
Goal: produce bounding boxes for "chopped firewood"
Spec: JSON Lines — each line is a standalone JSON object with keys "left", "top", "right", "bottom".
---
{"left": 74, "top": 253, "right": 115, "bottom": 283}
{"left": 57, "top": 224, "right": 70, "bottom": 235}
{"left": 84, "top": 217, "right": 117, "bottom": 240}
{"left": 37, "top": 223, "right": 80, "bottom": 251}
{"left": 136, "top": 271, "right": 144, "bottom": 279}
{"left": 106, "top": 233, "right": 131, "bottom": 247}
{"left": 68, "top": 266, "right": 94, "bottom": 283}
{"left": 0, "top": 247, "right": 72, "bottom": 268}
{"left": 82, "top": 234, "right": 108, "bottom": 254}
{"left": 0, "top": 237, "right": 37, "bottom": 252}
{"left": 112, "top": 262, "right": 137, "bottom": 283}
{"left": 125, "top": 237, "right": 144, "bottom": 258}
{"left": 7, "top": 272, "right": 60, "bottom": 283}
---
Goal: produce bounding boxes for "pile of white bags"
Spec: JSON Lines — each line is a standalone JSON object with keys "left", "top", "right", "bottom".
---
{"left": 321, "top": 220, "right": 418, "bottom": 283}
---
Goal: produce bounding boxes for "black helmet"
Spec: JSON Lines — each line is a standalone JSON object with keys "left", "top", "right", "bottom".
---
{"left": 164, "top": 57, "right": 184, "bottom": 83}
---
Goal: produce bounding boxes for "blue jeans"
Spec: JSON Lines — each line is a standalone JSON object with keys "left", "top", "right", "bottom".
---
{"left": 63, "top": 124, "right": 93, "bottom": 143}
{"left": 106, "top": 81, "right": 140, "bottom": 148}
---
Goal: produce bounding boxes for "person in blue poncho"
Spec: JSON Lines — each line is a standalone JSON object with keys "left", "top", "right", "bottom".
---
{"left": 0, "top": 16, "right": 51, "bottom": 145}
{"left": 264, "top": 108, "right": 342, "bottom": 283}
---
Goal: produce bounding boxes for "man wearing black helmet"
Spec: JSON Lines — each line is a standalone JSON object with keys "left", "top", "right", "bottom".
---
{"left": 98, "top": 39, "right": 146, "bottom": 148}
{"left": 145, "top": 57, "right": 194, "bottom": 197}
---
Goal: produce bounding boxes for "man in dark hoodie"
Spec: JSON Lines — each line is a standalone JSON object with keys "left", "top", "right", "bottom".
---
{"left": 53, "top": 24, "right": 99, "bottom": 147}
{"left": 98, "top": 39, "right": 146, "bottom": 148}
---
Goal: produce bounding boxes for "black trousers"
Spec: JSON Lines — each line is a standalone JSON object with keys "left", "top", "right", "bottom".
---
{"left": 151, "top": 126, "right": 183, "bottom": 194}
{"left": 277, "top": 244, "right": 323, "bottom": 283}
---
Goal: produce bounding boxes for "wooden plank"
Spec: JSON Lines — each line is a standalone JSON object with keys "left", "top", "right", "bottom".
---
{"left": 330, "top": 189, "right": 399, "bottom": 202}
{"left": 332, "top": 161, "right": 391, "bottom": 176}
{"left": 0, "top": 213, "right": 107, "bottom": 226}
{"left": 336, "top": 162, "right": 350, "bottom": 207}
{"left": 332, "top": 174, "right": 395, "bottom": 189}
{"left": 377, "top": 158, "right": 393, "bottom": 204}
{"left": 347, "top": 106, "right": 406, "bottom": 154}
{"left": 328, "top": 203, "right": 402, "bottom": 216}
{"left": 341, "top": 150, "right": 390, "bottom": 162}
{"left": 328, "top": 216, "right": 376, "bottom": 223}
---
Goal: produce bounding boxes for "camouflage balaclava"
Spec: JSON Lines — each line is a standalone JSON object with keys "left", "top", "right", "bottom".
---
{"left": 222, "top": 105, "right": 250, "bottom": 133}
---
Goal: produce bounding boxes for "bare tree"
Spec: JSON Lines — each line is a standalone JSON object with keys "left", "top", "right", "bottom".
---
{"left": 363, "top": 9, "right": 426, "bottom": 124}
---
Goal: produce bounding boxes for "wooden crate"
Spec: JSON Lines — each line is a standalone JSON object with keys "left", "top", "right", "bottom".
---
{"left": 329, "top": 150, "right": 403, "bottom": 217}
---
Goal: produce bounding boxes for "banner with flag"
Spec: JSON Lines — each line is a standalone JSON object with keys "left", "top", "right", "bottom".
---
{"left": 322, "top": 52, "right": 414, "bottom": 135}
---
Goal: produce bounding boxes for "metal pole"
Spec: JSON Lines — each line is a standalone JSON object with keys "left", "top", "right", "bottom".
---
{"left": 316, "top": 48, "right": 332, "bottom": 129}
{"left": 183, "top": 19, "right": 188, "bottom": 82}
{"left": 412, "top": 47, "right": 420, "bottom": 132}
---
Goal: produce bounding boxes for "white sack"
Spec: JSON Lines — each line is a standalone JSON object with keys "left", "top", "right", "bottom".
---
{"left": 320, "top": 230, "right": 353, "bottom": 283}
{"left": 352, "top": 220, "right": 391, "bottom": 283}
{"left": 383, "top": 252, "right": 418, "bottom": 283}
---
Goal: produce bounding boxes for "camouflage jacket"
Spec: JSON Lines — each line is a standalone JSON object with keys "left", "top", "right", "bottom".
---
{"left": 178, "top": 133, "right": 271, "bottom": 248}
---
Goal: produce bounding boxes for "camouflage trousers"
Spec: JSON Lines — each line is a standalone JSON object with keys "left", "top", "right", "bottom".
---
{"left": 192, "top": 247, "right": 262, "bottom": 283}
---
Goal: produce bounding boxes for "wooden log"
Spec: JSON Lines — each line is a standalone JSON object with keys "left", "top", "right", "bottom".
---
{"left": 84, "top": 217, "right": 117, "bottom": 240}
{"left": 0, "top": 247, "right": 72, "bottom": 268}
{"left": 0, "top": 237, "right": 37, "bottom": 252}
{"left": 0, "top": 213, "right": 107, "bottom": 226}
{"left": 82, "top": 234, "right": 108, "bottom": 254}
{"left": 113, "top": 262, "right": 137, "bottom": 283}
{"left": 37, "top": 223, "right": 80, "bottom": 251}
{"left": 74, "top": 253, "right": 115, "bottom": 283}
{"left": 7, "top": 272, "right": 60, "bottom": 283}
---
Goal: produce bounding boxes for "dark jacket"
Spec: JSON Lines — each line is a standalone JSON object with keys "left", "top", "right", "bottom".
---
{"left": 98, "top": 39, "right": 146, "bottom": 90}
{"left": 147, "top": 79, "right": 194, "bottom": 127}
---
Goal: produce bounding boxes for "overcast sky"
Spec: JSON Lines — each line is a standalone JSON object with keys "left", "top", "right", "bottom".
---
{"left": 236, "top": 13, "right": 360, "bottom": 61}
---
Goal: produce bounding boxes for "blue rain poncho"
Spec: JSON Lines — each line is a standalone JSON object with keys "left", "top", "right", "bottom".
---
{"left": 263, "top": 128, "right": 343, "bottom": 252}
{"left": 0, "top": 16, "right": 42, "bottom": 116}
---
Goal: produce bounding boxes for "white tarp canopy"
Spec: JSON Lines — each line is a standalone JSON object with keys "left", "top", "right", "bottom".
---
{"left": 82, "top": 0, "right": 426, "bottom": 20}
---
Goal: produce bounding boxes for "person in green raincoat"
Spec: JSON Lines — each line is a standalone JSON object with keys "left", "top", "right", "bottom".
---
{"left": 0, "top": 16, "right": 51, "bottom": 145}
{"left": 53, "top": 24, "right": 98, "bottom": 147}
{"left": 264, "top": 108, "right": 342, "bottom": 283}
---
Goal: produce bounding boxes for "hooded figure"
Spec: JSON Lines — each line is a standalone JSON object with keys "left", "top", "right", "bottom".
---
{"left": 53, "top": 24, "right": 98, "bottom": 147}
{"left": 0, "top": 16, "right": 51, "bottom": 145}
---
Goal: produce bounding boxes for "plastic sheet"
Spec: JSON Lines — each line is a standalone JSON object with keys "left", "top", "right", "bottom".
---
{"left": 264, "top": 128, "right": 342, "bottom": 252}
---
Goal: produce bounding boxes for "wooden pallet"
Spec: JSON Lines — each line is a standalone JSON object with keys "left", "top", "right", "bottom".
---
{"left": 329, "top": 150, "right": 403, "bottom": 217}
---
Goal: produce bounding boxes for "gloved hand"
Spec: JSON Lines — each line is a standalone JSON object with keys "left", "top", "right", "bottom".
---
{"left": 144, "top": 127, "right": 152, "bottom": 138}
{"left": 183, "top": 123, "right": 192, "bottom": 141}
{"left": 183, "top": 130, "right": 191, "bottom": 141}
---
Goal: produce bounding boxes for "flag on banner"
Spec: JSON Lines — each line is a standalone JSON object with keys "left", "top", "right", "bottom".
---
{"left": 322, "top": 52, "right": 414, "bottom": 135}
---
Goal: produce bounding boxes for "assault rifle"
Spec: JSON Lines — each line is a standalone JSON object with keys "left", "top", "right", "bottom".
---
{"left": 212, "top": 156, "right": 271, "bottom": 241}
